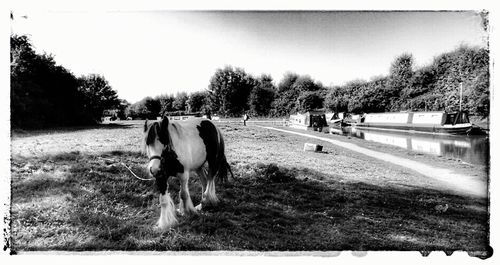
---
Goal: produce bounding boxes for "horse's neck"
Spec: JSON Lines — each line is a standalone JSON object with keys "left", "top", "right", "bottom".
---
{"left": 165, "top": 122, "right": 183, "bottom": 152}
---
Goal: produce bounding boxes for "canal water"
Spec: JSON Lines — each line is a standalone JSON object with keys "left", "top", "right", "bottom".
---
{"left": 332, "top": 127, "right": 489, "bottom": 166}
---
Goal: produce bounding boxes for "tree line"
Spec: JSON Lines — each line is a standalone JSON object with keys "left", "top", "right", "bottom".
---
{"left": 11, "top": 32, "right": 489, "bottom": 129}
{"left": 128, "top": 66, "right": 329, "bottom": 119}
{"left": 11, "top": 35, "right": 122, "bottom": 128}
{"left": 131, "top": 44, "right": 489, "bottom": 119}
{"left": 324, "top": 46, "right": 489, "bottom": 117}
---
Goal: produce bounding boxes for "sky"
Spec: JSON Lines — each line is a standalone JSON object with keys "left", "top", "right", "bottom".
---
{"left": 10, "top": 9, "right": 487, "bottom": 103}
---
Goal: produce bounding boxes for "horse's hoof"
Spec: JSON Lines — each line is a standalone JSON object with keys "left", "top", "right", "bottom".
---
{"left": 156, "top": 222, "right": 172, "bottom": 231}
{"left": 155, "top": 225, "right": 166, "bottom": 232}
{"left": 157, "top": 216, "right": 177, "bottom": 231}
{"left": 185, "top": 207, "right": 199, "bottom": 215}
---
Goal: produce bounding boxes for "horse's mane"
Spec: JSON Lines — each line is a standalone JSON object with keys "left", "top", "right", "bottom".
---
{"left": 145, "top": 122, "right": 159, "bottom": 146}
{"left": 142, "top": 121, "right": 158, "bottom": 154}
{"left": 142, "top": 120, "right": 173, "bottom": 153}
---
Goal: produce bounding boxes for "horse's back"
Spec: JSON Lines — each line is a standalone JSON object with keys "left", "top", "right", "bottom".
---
{"left": 173, "top": 118, "right": 226, "bottom": 178}
{"left": 168, "top": 118, "right": 223, "bottom": 170}
{"left": 170, "top": 118, "right": 220, "bottom": 138}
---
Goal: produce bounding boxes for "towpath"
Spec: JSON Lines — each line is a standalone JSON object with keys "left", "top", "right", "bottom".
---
{"left": 258, "top": 126, "right": 487, "bottom": 198}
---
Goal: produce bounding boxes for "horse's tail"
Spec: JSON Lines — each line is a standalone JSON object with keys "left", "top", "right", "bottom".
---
{"left": 214, "top": 128, "right": 234, "bottom": 183}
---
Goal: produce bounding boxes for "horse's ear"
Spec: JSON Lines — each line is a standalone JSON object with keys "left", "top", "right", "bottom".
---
{"left": 159, "top": 118, "right": 169, "bottom": 144}
{"left": 144, "top": 119, "right": 148, "bottom": 132}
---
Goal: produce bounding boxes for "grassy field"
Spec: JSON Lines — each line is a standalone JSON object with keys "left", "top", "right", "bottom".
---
{"left": 9, "top": 121, "right": 490, "bottom": 254}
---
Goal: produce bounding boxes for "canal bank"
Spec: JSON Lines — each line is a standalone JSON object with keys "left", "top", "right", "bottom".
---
{"left": 259, "top": 126, "right": 488, "bottom": 198}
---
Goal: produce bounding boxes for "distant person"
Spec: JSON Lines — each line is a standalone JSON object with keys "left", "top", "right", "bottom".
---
{"left": 243, "top": 113, "right": 249, "bottom": 126}
{"left": 312, "top": 121, "right": 318, "bottom": 131}
{"left": 205, "top": 109, "right": 212, "bottom": 120}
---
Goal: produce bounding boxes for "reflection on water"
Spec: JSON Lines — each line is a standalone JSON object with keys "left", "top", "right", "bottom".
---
{"left": 338, "top": 127, "right": 489, "bottom": 166}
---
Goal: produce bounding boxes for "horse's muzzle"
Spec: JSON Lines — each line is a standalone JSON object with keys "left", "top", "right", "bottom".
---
{"left": 149, "top": 166, "right": 156, "bottom": 176}
{"left": 148, "top": 160, "right": 162, "bottom": 177}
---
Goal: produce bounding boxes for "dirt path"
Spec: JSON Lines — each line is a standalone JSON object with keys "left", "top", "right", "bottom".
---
{"left": 259, "top": 126, "right": 487, "bottom": 198}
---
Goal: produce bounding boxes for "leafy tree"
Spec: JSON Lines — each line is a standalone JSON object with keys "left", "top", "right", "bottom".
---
{"left": 157, "top": 94, "right": 175, "bottom": 116}
{"left": 406, "top": 66, "right": 435, "bottom": 101}
{"left": 145, "top": 97, "right": 161, "bottom": 117}
{"left": 423, "top": 45, "right": 489, "bottom": 114}
{"left": 297, "top": 91, "right": 323, "bottom": 113}
{"left": 128, "top": 97, "right": 160, "bottom": 119}
{"left": 248, "top": 74, "right": 276, "bottom": 116}
{"left": 387, "top": 53, "right": 414, "bottom": 110}
{"left": 11, "top": 34, "right": 93, "bottom": 128}
{"left": 466, "top": 71, "right": 489, "bottom": 117}
{"left": 293, "top": 75, "right": 322, "bottom": 92}
{"left": 343, "top": 80, "right": 368, "bottom": 113}
{"left": 186, "top": 91, "right": 209, "bottom": 113}
{"left": 172, "top": 92, "right": 189, "bottom": 111}
{"left": 365, "top": 76, "right": 390, "bottom": 112}
{"left": 207, "top": 66, "right": 255, "bottom": 116}
{"left": 272, "top": 72, "right": 300, "bottom": 116}
{"left": 77, "top": 74, "right": 120, "bottom": 122}
{"left": 272, "top": 73, "right": 324, "bottom": 116}
{"left": 324, "top": 86, "right": 349, "bottom": 113}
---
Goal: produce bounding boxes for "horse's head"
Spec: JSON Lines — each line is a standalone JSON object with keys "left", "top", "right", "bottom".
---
{"left": 143, "top": 119, "right": 167, "bottom": 177}
{"left": 143, "top": 119, "right": 184, "bottom": 194}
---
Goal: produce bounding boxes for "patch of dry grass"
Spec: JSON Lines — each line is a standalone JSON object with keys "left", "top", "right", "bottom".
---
{"left": 9, "top": 121, "right": 490, "bottom": 256}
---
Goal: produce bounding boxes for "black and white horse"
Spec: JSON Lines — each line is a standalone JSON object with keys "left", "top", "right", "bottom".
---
{"left": 143, "top": 118, "right": 232, "bottom": 229}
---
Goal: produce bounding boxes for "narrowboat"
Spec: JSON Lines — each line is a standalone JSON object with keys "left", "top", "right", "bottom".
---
{"left": 325, "top": 112, "right": 351, "bottom": 127}
{"left": 353, "top": 111, "right": 472, "bottom": 135}
{"left": 288, "top": 111, "right": 328, "bottom": 132}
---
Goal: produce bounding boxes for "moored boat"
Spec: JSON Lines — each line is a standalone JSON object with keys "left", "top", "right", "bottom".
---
{"left": 325, "top": 112, "right": 351, "bottom": 128}
{"left": 353, "top": 111, "right": 472, "bottom": 135}
{"left": 289, "top": 111, "right": 329, "bottom": 131}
